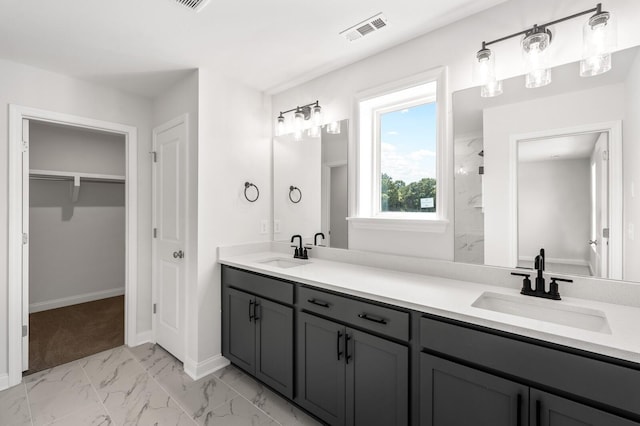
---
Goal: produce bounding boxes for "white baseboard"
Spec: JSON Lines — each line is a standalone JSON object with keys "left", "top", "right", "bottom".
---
{"left": 29, "top": 287, "right": 125, "bottom": 313}
{"left": 134, "top": 331, "right": 154, "bottom": 347}
{"left": 184, "top": 354, "right": 230, "bottom": 381}
{"left": 0, "top": 373, "right": 9, "bottom": 391}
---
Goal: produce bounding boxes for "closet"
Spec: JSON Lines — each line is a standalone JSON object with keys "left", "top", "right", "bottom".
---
{"left": 27, "top": 120, "right": 126, "bottom": 374}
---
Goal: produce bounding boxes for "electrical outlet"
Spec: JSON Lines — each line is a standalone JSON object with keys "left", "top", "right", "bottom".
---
{"left": 274, "top": 220, "right": 281, "bottom": 234}
{"left": 260, "top": 220, "right": 268, "bottom": 234}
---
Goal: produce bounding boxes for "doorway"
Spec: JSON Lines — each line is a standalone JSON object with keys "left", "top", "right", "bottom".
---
{"left": 8, "top": 105, "right": 138, "bottom": 387}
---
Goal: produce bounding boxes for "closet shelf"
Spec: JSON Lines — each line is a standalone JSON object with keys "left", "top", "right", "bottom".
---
{"left": 29, "top": 169, "right": 125, "bottom": 202}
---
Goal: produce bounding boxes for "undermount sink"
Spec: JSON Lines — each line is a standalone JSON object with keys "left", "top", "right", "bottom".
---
{"left": 257, "top": 257, "right": 310, "bottom": 269}
{"left": 471, "top": 292, "right": 611, "bottom": 334}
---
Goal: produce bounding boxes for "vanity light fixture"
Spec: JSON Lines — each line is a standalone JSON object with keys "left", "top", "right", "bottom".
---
{"left": 274, "top": 101, "right": 323, "bottom": 138}
{"left": 326, "top": 121, "right": 341, "bottom": 135}
{"left": 474, "top": 3, "right": 615, "bottom": 97}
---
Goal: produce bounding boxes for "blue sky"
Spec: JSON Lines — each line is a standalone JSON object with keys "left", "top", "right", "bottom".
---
{"left": 380, "top": 102, "right": 437, "bottom": 184}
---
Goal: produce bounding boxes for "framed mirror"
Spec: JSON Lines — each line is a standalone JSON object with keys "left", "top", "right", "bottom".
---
{"left": 273, "top": 119, "right": 349, "bottom": 248}
{"left": 453, "top": 45, "right": 640, "bottom": 282}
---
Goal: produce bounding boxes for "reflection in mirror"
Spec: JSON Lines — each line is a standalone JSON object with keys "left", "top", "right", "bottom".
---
{"left": 454, "top": 45, "right": 640, "bottom": 282}
{"left": 273, "top": 119, "right": 349, "bottom": 248}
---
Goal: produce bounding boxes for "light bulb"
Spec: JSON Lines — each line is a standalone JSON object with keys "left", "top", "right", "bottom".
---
{"left": 474, "top": 47, "right": 503, "bottom": 97}
{"left": 312, "top": 104, "right": 322, "bottom": 128}
{"left": 294, "top": 108, "right": 304, "bottom": 134}
{"left": 522, "top": 27, "right": 552, "bottom": 88}
{"left": 275, "top": 115, "right": 286, "bottom": 136}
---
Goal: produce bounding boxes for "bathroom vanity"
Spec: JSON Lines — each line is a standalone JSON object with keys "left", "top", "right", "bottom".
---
{"left": 220, "top": 248, "right": 640, "bottom": 426}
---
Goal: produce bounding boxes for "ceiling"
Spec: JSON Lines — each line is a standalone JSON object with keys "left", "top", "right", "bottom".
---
{"left": 518, "top": 133, "right": 601, "bottom": 163}
{"left": 0, "top": 0, "right": 506, "bottom": 98}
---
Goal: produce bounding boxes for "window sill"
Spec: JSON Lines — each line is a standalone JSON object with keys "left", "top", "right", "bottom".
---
{"left": 346, "top": 216, "right": 449, "bottom": 233}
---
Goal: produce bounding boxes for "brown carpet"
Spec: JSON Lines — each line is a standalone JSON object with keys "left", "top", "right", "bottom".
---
{"left": 25, "top": 295, "right": 124, "bottom": 375}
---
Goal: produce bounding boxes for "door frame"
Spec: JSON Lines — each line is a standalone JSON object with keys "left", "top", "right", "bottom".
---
{"left": 8, "top": 105, "right": 138, "bottom": 387}
{"left": 151, "top": 114, "right": 189, "bottom": 357}
{"left": 507, "top": 120, "right": 622, "bottom": 279}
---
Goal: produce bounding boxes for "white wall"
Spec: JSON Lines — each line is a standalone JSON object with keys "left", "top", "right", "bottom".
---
{"left": 274, "top": 134, "right": 321, "bottom": 242}
{"left": 623, "top": 49, "right": 640, "bottom": 281}
{"left": 483, "top": 84, "right": 625, "bottom": 267}
{"left": 271, "top": 0, "right": 640, "bottom": 260}
{"left": 0, "top": 58, "right": 153, "bottom": 382}
{"left": 196, "top": 70, "right": 271, "bottom": 366}
{"left": 518, "top": 158, "right": 590, "bottom": 263}
{"left": 29, "top": 122, "right": 126, "bottom": 311}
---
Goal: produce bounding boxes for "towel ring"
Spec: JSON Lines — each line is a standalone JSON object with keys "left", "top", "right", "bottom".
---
{"left": 244, "top": 182, "right": 259, "bottom": 202}
{"left": 289, "top": 186, "right": 302, "bottom": 203}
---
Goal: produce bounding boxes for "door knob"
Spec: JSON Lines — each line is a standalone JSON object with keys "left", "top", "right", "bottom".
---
{"left": 173, "top": 250, "right": 184, "bottom": 259}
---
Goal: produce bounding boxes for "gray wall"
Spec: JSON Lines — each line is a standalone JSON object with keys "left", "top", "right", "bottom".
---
{"left": 29, "top": 121, "right": 126, "bottom": 311}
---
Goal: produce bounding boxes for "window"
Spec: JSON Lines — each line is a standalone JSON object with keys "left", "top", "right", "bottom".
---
{"left": 352, "top": 69, "right": 449, "bottom": 232}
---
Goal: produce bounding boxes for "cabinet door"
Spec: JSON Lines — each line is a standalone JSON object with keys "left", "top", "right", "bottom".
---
{"left": 297, "top": 312, "right": 346, "bottom": 426}
{"left": 255, "top": 297, "right": 294, "bottom": 399}
{"left": 421, "top": 353, "right": 528, "bottom": 426}
{"left": 346, "top": 328, "right": 408, "bottom": 426}
{"left": 531, "top": 389, "right": 639, "bottom": 426}
{"left": 224, "top": 288, "right": 256, "bottom": 373}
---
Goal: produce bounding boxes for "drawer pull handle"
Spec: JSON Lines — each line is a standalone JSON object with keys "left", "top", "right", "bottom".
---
{"left": 308, "top": 299, "right": 330, "bottom": 308}
{"left": 358, "top": 313, "right": 387, "bottom": 325}
{"left": 535, "top": 400, "right": 541, "bottom": 426}
{"left": 337, "top": 331, "right": 343, "bottom": 360}
{"left": 345, "top": 333, "right": 352, "bottom": 364}
{"left": 516, "top": 394, "right": 522, "bottom": 426}
{"left": 249, "top": 300, "right": 254, "bottom": 322}
{"left": 253, "top": 301, "right": 260, "bottom": 321}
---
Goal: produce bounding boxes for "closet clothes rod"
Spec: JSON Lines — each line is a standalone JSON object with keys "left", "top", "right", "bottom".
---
{"left": 29, "top": 176, "right": 125, "bottom": 184}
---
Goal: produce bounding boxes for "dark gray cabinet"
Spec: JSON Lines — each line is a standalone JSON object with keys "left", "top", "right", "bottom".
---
{"left": 297, "top": 312, "right": 408, "bottom": 426}
{"left": 531, "top": 389, "right": 639, "bottom": 426}
{"left": 420, "top": 353, "right": 528, "bottom": 426}
{"left": 223, "top": 287, "right": 294, "bottom": 398}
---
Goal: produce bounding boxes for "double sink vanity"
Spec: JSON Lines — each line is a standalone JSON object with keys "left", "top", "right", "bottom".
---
{"left": 219, "top": 244, "right": 640, "bottom": 426}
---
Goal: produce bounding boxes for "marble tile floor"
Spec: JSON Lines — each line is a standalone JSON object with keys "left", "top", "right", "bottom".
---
{"left": 0, "top": 344, "right": 323, "bottom": 426}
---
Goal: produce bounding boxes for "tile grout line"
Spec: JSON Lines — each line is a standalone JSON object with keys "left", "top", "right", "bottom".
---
{"left": 213, "top": 371, "right": 284, "bottom": 425}
{"left": 80, "top": 361, "right": 120, "bottom": 426}
{"left": 22, "top": 381, "right": 35, "bottom": 426}
{"left": 124, "top": 346, "right": 199, "bottom": 426}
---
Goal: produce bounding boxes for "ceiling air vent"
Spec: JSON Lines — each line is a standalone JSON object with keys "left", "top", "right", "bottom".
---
{"left": 340, "top": 13, "right": 388, "bottom": 42}
{"left": 174, "top": 0, "right": 211, "bottom": 13}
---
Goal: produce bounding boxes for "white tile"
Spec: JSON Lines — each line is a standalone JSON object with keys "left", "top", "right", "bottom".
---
{"left": 0, "top": 383, "right": 31, "bottom": 426}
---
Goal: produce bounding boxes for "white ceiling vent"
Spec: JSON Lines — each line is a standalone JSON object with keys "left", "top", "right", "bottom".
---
{"left": 340, "top": 13, "right": 388, "bottom": 42}
{"left": 174, "top": 0, "right": 211, "bottom": 13}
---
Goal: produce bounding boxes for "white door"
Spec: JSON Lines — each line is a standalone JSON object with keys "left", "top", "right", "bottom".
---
{"left": 152, "top": 117, "right": 187, "bottom": 361}
{"left": 22, "top": 118, "right": 30, "bottom": 371}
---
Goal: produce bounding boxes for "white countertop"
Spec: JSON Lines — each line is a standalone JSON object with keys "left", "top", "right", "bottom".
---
{"left": 219, "top": 250, "right": 640, "bottom": 364}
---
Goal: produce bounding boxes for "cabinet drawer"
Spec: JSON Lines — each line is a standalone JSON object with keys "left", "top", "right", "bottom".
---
{"left": 299, "top": 286, "right": 409, "bottom": 341}
{"left": 222, "top": 266, "right": 294, "bottom": 304}
{"left": 420, "top": 316, "right": 640, "bottom": 418}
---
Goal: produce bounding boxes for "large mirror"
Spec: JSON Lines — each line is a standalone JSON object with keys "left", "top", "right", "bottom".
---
{"left": 454, "top": 45, "right": 640, "bottom": 282}
{"left": 273, "top": 119, "right": 349, "bottom": 248}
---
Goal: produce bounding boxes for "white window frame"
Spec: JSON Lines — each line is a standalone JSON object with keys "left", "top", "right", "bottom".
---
{"left": 349, "top": 67, "right": 450, "bottom": 233}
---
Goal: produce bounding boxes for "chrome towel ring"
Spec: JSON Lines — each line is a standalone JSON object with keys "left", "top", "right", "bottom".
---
{"left": 244, "top": 182, "right": 259, "bottom": 202}
{"left": 289, "top": 186, "right": 302, "bottom": 203}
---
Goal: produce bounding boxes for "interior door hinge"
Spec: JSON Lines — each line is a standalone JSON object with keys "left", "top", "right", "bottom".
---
{"left": 22, "top": 233, "right": 28, "bottom": 245}
{"left": 602, "top": 150, "right": 609, "bottom": 161}
{"left": 22, "top": 325, "right": 28, "bottom": 337}
{"left": 603, "top": 228, "right": 610, "bottom": 238}
{"left": 150, "top": 151, "right": 157, "bottom": 163}
{"left": 153, "top": 228, "right": 158, "bottom": 238}
{"left": 22, "top": 141, "right": 29, "bottom": 152}
{"left": 153, "top": 303, "right": 157, "bottom": 314}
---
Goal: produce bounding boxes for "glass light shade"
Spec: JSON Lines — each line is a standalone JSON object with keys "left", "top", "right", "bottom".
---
{"left": 326, "top": 121, "right": 341, "bottom": 134}
{"left": 480, "top": 79, "right": 503, "bottom": 97}
{"left": 308, "top": 125, "right": 321, "bottom": 138}
{"left": 312, "top": 104, "right": 322, "bottom": 127}
{"left": 474, "top": 47, "right": 503, "bottom": 97}
{"left": 522, "top": 28, "right": 552, "bottom": 88}
{"left": 275, "top": 116, "right": 286, "bottom": 136}
{"left": 294, "top": 109, "right": 305, "bottom": 134}
{"left": 581, "top": 11, "right": 616, "bottom": 77}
